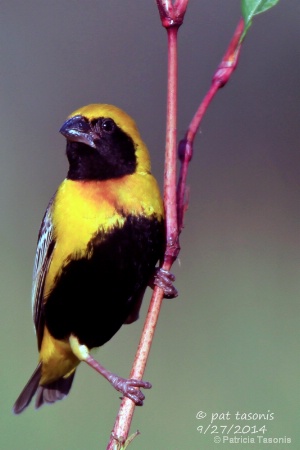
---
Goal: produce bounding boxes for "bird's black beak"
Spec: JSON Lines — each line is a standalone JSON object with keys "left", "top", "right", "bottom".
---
{"left": 59, "top": 116, "right": 97, "bottom": 149}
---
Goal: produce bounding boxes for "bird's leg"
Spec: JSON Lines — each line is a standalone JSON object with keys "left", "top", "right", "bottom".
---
{"left": 69, "top": 335, "right": 151, "bottom": 406}
{"left": 150, "top": 268, "right": 178, "bottom": 298}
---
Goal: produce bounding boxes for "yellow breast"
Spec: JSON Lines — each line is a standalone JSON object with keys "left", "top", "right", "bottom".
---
{"left": 44, "top": 174, "right": 163, "bottom": 297}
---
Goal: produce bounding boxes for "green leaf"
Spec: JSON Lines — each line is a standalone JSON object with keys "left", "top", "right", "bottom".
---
{"left": 240, "top": 0, "right": 280, "bottom": 42}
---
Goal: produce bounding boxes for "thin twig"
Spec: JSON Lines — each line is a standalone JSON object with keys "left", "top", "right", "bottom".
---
{"left": 177, "top": 18, "right": 244, "bottom": 231}
{"left": 163, "top": 24, "right": 180, "bottom": 267}
{"left": 106, "top": 2, "right": 186, "bottom": 448}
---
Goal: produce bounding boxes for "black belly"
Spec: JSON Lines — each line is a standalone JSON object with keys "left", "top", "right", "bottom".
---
{"left": 44, "top": 214, "right": 164, "bottom": 349}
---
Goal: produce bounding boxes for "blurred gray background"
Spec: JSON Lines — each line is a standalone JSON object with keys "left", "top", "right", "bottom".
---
{"left": 1, "top": 1, "right": 299, "bottom": 449}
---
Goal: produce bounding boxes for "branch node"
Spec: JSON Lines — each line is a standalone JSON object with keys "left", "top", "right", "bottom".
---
{"left": 164, "top": 235, "right": 180, "bottom": 265}
{"left": 156, "top": 0, "right": 188, "bottom": 29}
{"left": 178, "top": 138, "right": 193, "bottom": 163}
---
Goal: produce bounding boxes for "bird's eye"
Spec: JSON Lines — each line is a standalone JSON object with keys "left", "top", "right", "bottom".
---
{"left": 101, "top": 119, "right": 115, "bottom": 134}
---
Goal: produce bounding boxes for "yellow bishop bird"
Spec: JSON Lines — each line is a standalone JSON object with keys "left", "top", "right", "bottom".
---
{"left": 13, "top": 104, "right": 175, "bottom": 413}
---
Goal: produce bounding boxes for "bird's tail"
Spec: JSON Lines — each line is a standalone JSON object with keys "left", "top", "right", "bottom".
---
{"left": 13, "top": 363, "right": 75, "bottom": 414}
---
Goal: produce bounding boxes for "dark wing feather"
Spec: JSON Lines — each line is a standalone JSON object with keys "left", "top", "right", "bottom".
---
{"left": 32, "top": 196, "right": 56, "bottom": 349}
{"left": 35, "top": 372, "right": 75, "bottom": 410}
{"left": 13, "top": 363, "right": 42, "bottom": 414}
{"left": 13, "top": 363, "right": 75, "bottom": 413}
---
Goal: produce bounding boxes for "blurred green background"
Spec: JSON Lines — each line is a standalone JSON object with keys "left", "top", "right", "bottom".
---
{"left": 1, "top": 1, "right": 299, "bottom": 449}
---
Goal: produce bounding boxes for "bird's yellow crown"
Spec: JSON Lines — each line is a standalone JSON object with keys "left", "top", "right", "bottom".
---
{"left": 68, "top": 104, "right": 151, "bottom": 174}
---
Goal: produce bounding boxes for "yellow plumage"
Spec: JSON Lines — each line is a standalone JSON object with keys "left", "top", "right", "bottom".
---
{"left": 13, "top": 104, "right": 165, "bottom": 413}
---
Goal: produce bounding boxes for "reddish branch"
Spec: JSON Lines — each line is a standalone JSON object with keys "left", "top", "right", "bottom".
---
{"left": 177, "top": 18, "right": 244, "bottom": 231}
{"left": 106, "top": 5, "right": 244, "bottom": 449}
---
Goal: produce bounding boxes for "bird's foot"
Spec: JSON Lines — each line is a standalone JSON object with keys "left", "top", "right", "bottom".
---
{"left": 69, "top": 335, "right": 151, "bottom": 406}
{"left": 109, "top": 374, "right": 152, "bottom": 406}
{"left": 151, "top": 267, "right": 178, "bottom": 298}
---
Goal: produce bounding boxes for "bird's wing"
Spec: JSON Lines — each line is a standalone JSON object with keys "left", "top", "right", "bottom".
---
{"left": 32, "top": 196, "right": 56, "bottom": 349}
